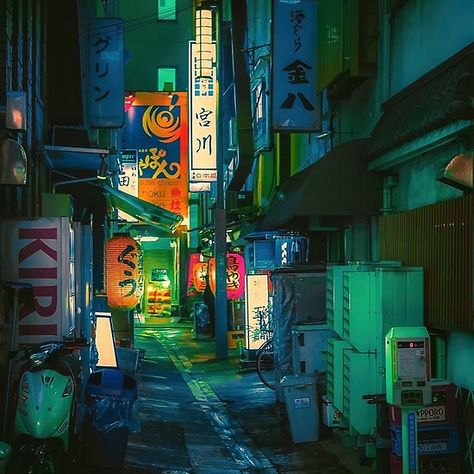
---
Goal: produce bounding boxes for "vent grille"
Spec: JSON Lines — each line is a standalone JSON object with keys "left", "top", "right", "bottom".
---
{"left": 326, "top": 338, "right": 335, "bottom": 402}
{"left": 343, "top": 351, "right": 351, "bottom": 417}
{"left": 326, "top": 268, "right": 335, "bottom": 330}
{"left": 342, "top": 274, "right": 350, "bottom": 340}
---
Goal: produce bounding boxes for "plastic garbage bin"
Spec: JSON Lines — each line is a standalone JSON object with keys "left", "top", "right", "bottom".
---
{"left": 0, "top": 442, "right": 11, "bottom": 474}
{"left": 82, "top": 368, "right": 137, "bottom": 470}
{"left": 281, "top": 374, "right": 319, "bottom": 443}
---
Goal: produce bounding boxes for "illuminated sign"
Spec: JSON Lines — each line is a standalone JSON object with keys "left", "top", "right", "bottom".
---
{"left": 106, "top": 235, "right": 144, "bottom": 310}
{"left": 188, "top": 41, "right": 217, "bottom": 183}
{"left": 122, "top": 92, "right": 189, "bottom": 226}
{"left": 244, "top": 274, "right": 271, "bottom": 351}
{"left": 117, "top": 149, "right": 139, "bottom": 222}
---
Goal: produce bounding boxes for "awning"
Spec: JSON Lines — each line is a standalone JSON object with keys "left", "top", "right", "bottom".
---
{"left": 262, "top": 139, "right": 381, "bottom": 229}
{"left": 367, "top": 43, "right": 474, "bottom": 158}
{"left": 101, "top": 184, "right": 183, "bottom": 233}
{"left": 43, "top": 145, "right": 109, "bottom": 171}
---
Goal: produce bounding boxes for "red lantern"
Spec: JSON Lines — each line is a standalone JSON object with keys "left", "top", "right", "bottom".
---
{"left": 187, "top": 253, "right": 201, "bottom": 293}
{"left": 106, "top": 235, "right": 143, "bottom": 310}
{"left": 208, "top": 253, "right": 246, "bottom": 300}
{"left": 192, "top": 262, "right": 208, "bottom": 292}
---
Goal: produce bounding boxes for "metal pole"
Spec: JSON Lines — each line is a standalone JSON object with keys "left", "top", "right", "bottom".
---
{"left": 214, "top": 1, "right": 228, "bottom": 359}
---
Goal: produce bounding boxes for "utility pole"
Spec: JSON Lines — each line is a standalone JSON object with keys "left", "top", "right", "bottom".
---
{"left": 214, "top": 0, "right": 228, "bottom": 359}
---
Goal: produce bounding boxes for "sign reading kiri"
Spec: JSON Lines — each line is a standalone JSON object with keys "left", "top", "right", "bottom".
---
{"left": 272, "top": 0, "right": 320, "bottom": 131}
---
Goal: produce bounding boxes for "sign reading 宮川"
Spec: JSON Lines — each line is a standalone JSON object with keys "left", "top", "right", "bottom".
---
{"left": 122, "top": 92, "right": 189, "bottom": 226}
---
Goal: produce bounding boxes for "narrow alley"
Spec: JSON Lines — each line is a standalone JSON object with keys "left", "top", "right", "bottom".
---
{"left": 119, "top": 325, "right": 374, "bottom": 474}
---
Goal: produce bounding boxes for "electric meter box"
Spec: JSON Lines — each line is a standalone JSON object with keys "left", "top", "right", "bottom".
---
{"left": 385, "top": 327, "right": 432, "bottom": 408}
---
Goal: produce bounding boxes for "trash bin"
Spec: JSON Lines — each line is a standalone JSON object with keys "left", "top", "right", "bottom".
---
{"left": 0, "top": 442, "right": 10, "bottom": 474}
{"left": 82, "top": 368, "right": 137, "bottom": 470}
{"left": 281, "top": 374, "right": 320, "bottom": 443}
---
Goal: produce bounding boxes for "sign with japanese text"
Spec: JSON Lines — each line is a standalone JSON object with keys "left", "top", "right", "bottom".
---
{"left": 244, "top": 274, "right": 271, "bottom": 351}
{"left": 88, "top": 18, "right": 124, "bottom": 127}
{"left": 106, "top": 235, "right": 144, "bottom": 310}
{"left": 122, "top": 92, "right": 189, "bottom": 226}
{"left": 117, "top": 149, "right": 139, "bottom": 222}
{"left": 188, "top": 41, "right": 217, "bottom": 183}
{"left": 272, "top": 0, "right": 320, "bottom": 131}
{"left": 208, "top": 253, "right": 246, "bottom": 300}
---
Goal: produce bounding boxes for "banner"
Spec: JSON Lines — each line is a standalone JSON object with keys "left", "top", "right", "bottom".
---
{"left": 122, "top": 92, "right": 189, "bottom": 225}
{"left": 272, "top": 0, "right": 320, "bottom": 131}
{"left": 88, "top": 18, "right": 124, "bottom": 127}
{"left": 188, "top": 41, "right": 217, "bottom": 183}
{"left": 117, "top": 149, "right": 139, "bottom": 222}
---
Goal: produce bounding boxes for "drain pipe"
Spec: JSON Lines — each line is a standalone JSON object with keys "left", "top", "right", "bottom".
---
{"left": 380, "top": 175, "right": 398, "bottom": 216}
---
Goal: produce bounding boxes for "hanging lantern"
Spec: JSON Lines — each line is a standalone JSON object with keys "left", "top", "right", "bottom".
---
{"left": 187, "top": 253, "right": 201, "bottom": 294}
{"left": 208, "top": 253, "right": 246, "bottom": 300}
{"left": 105, "top": 235, "right": 144, "bottom": 310}
{"left": 192, "top": 262, "right": 208, "bottom": 293}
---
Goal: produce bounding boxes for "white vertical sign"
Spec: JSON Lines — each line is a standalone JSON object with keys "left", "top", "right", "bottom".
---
{"left": 244, "top": 274, "right": 271, "bottom": 351}
{"left": 188, "top": 41, "right": 217, "bottom": 183}
{"left": 117, "top": 149, "right": 139, "bottom": 222}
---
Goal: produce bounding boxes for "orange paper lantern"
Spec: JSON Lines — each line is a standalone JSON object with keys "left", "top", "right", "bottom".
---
{"left": 106, "top": 235, "right": 143, "bottom": 310}
{"left": 208, "top": 253, "right": 246, "bottom": 300}
{"left": 192, "top": 262, "right": 208, "bottom": 293}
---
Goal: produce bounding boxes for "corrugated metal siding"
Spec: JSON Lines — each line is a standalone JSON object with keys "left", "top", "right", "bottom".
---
{"left": 380, "top": 195, "right": 473, "bottom": 332}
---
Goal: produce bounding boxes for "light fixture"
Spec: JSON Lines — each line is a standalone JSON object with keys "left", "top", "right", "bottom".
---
{"left": 97, "top": 155, "right": 108, "bottom": 180}
{"left": 195, "top": 8, "right": 213, "bottom": 79}
{"left": 138, "top": 236, "right": 159, "bottom": 242}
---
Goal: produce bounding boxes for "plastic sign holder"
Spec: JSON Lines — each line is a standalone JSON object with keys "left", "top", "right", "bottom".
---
{"left": 385, "top": 327, "right": 432, "bottom": 474}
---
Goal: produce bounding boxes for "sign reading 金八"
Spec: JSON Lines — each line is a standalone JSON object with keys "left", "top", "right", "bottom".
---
{"left": 272, "top": 0, "right": 320, "bottom": 131}
{"left": 188, "top": 41, "right": 217, "bottom": 183}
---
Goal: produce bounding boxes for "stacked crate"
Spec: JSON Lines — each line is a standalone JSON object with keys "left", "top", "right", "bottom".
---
{"left": 389, "top": 380, "right": 460, "bottom": 473}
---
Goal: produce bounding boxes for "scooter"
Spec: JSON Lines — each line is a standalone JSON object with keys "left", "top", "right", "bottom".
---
{"left": 7, "top": 339, "right": 88, "bottom": 474}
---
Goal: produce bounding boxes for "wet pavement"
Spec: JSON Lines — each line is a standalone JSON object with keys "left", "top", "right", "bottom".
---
{"left": 113, "top": 325, "right": 376, "bottom": 474}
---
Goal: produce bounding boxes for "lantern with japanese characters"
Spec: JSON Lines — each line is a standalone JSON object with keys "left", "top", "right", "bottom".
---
{"left": 106, "top": 235, "right": 144, "bottom": 310}
{"left": 208, "top": 253, "right": 246, "bottom": 300}
{"left": 192, "top": 262, "right": 208, "bottom": 293}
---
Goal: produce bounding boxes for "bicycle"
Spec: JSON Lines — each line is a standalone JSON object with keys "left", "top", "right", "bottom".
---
{"left": 256, "top": 337, "right": 276, "bottom": 390}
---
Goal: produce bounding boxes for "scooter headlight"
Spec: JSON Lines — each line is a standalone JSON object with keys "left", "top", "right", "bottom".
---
{"left": 62, "top": 379, "right": 73, "bottom": 398}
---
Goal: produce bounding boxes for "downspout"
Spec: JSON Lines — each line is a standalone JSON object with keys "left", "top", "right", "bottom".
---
{"left": 380, "top": 175, "right": 397, "bottom": 216}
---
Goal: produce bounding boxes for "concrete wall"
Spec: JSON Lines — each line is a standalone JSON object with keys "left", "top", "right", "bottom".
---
{"left": 391, "top": 144, "right": 464, "bottom": 212}
{"left": 389, "top": 0, "right": 474, "bottom": 96}
{"left": 447, "top": 331, "right": 474, "bottom": 390}
{"left": 118, "top": 0, "right": 193, "bottom": 92}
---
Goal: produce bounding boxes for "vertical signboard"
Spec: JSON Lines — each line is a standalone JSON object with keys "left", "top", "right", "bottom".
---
{"left": 88, "top": 18, "right": 124, "bottom": 128}
{"left": 122, "top": 92, "right": 188, "bottom": 225}
{"left": 188, "top": 41, "right": 217, "bottom": 183}
{"left": 244, "top": 274, "right": 271, "bottom": 351}
{"left": 117, "top": 149, "right": 139, "bottom": 222}
{"left": 272, "top": 0, "right": 320, "bottom": 131}
{"left": 0, "top": 218, "right": 72, "bottom": 345}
